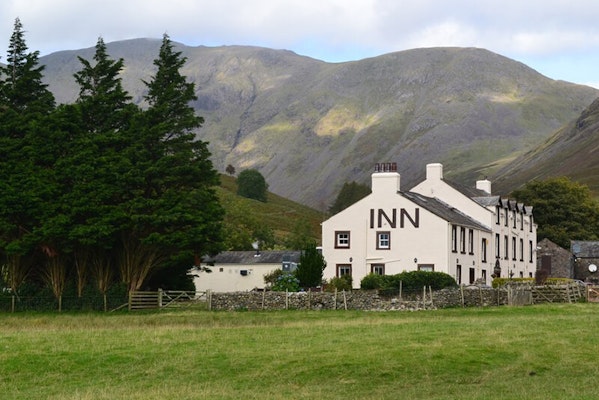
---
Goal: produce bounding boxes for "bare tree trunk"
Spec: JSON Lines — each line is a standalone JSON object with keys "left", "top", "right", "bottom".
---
{"left": 91, "top": 257, "right": 112, "bottom": 312}
{"left": 2, "top": 254, "right": 31, "bottom": 300}
{"left": 73, "top": 248, "right": 90, "bottom": 298}
{"left": 43, "top": 256, "right": 67, "bottom": 312}
{"left": 119, "top": 235, "right": 165, "bottom": 292}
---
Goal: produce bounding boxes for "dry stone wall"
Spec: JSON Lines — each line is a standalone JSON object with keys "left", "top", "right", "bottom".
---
{"left": 209, "top": 287, "right": 508, "bottom": 311}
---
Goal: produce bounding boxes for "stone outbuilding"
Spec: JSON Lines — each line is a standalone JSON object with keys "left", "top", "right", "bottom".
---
{"left": 536, "top": 238, "right": 572, "bottom": 279}
{"left": 571, "top": 241, "right": 599, "bottom": 283}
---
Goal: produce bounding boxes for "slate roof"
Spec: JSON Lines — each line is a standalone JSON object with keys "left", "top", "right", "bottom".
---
{"left": 571, "top": 241, "right": 599, "bottom": 258}
{"left": 472, "top": 195, "right": 501, "bottom": 207}
{"left": 401, "top": 191, "right": 491, "bottom": 232}
{"left": 203, "top": 251, "right": 301, "bottom": 265}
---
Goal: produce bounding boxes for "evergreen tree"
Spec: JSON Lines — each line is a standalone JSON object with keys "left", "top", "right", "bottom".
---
{"left": 295, "top": 242, "right": 326, "bottom": 288}
{"left": 329, "top": 181, "right": 371, "bottom": 214}
{"left": 120, "top": 34, "right": 224, "bottom": 290}
{"left": 0, "top": 18, "right": 55, "bottom": 116}
{"left": 74, "top": 37, "right": 135, "bottom": 133}
{"left": 511, "top": 177, "right": 599, "bottom": 248}
{"left": 0, "top": 18, "right": 56, "bottom": 295}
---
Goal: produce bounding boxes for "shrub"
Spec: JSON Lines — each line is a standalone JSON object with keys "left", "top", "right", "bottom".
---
{"left": 326, "top": 275, "right": 353, "bottom": 291}
{"left": 360, "top": 273, "right": 385, "bottom": 290}
{"left": 271, "top": 273, "right": 300, "bottom": 292}
{"left": 264, "top": 269, "right": 284, "bottom": 288}
{"left": 361, "top": 271, "right": 456, "bottom": 292}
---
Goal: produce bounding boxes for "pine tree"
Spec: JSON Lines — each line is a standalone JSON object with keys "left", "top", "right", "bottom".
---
{"left": 0, "top": 18, "right": 55, "bottom": 116}
{"left": 74, "top": 37, "right": 134, "bottom": 133}
{"left": 295, "top": 242, "right": 326, "bottom": 288}
{"left": 118, "top": 34, "right": 224, "bottom": 290}
{"left": 0, "top": 18, "right": 56, "bottom": 295}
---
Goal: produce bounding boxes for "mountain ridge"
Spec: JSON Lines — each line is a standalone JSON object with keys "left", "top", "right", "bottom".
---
{"left": 38, "top": 40, "right": 599, "bottom": 209}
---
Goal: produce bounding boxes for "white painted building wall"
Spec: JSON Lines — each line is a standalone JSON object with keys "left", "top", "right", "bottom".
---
{"left": 322, "top": 163, "right": 537, "bottom": 288}
{"left": 192, "top": 264, "right": 280, "bottom": 293}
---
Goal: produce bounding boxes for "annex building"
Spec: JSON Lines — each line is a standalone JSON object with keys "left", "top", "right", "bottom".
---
{"left": 321, "top": 163, "right": 537, "bottom": 288}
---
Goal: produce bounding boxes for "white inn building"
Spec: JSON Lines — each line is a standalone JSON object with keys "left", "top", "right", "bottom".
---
{"left": 321, "top": 163, "right": 537, "bottom": 288}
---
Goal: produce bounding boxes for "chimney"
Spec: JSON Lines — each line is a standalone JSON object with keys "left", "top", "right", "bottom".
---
{"left": 372, "top": 163, "right": 400, "bottom": 194}
{"left": 476, "top": 178, "right": 492, "bottom": 194}
{"left": 426, "top": 163, "right": 443, "bottom": 181}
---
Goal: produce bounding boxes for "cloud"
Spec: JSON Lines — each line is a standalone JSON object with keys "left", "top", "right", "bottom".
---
{"left": 2, "top": 0, "right": 599, "bottom": 85}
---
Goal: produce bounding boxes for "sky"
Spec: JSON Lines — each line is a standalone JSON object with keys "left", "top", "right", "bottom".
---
{"left": 2, "top": 0, "right": 599, "bottom": 87}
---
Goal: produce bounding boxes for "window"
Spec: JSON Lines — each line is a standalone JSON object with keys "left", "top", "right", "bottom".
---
{"left": 504, "top": 208, "right": 508, "bottom": 226}
{"left": 468, "top": 229, "right": 474, "bottom": 254}
{"left": 451, "top": 225, "right": 457, "bottom": 252}
{"left": 519, "top": 238, "right": 524, "bottom": 261}
{"left": 520, "top": 213, "right": 524, "bottom": 230}
{"left": 456, "top": 265, "right": 462, "bottom": 285}
{"left": 460, "top": 227, "right": 466, "bottom": 254}
{"left": 418, "top": 264, "right": 435, "bottom": 272}
{"left": 337, "top": 264, "right": 352, "bottom": 277}
{"left": 504, "top": 235, "right": 508, "bottom": 259}
{"left": 512, "top": 210, "right": 517, "bottom": 228}
{"left": 495, "top": 206, "right": 501, "bottom": 225}
{"left": 495, "top": 234, "right": 500, "bottom": 259}
{"left": 469, "top": 268, "right": 475, "bottom": 284}
{"left": 377, "top": 232, "right": 390, "bottom": 249}
{"left": 512, "top": 237, "right": 517, "bottom": 260}
{"left": 529, "top": 240, "right": 534, "bottom": 263}
{"left": 335, "top": 231, "right": 350, "bottom": 249}
{"left": 529, "top": 215, "right": 533, "bottom": 232}
{"left": 481, "top": 238, "right": 487, "bottom": 263}
{"left": 371, "top": 264, "right": 385, "bottom": 275}
{"left": 481, "top": 269, "right": 487, "bottom": 284}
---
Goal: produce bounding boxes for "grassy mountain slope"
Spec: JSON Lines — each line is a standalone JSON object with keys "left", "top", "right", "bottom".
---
{"left": 492, "top": 98, "right": 599, "bottom": 195}
{"left": 39, "top": 40, "right": 599, "bottom": 208}
{"left": 217, "top": 174, "right": 323, "bottom": 247}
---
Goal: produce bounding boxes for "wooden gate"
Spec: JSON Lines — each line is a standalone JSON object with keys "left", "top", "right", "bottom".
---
{"left": 587, "top": 285, "right": 599, "bottom": 303}
{"left": 128, "top": 290, "right": 209, "bottom": 311}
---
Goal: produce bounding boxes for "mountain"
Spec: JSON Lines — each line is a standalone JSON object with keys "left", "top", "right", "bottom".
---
{"left": 492, "top": 97, "right": 599, "bottom": 195}
{"left": 39, "top": 40, "right": 599, "bottom": 209}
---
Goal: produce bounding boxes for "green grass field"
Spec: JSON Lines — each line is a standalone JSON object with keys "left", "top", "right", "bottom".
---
{"left": 2, "top": 304, "right": 599, "bottom": 399}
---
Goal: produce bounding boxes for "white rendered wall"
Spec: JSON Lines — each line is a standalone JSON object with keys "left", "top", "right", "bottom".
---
{"left": 192, "top": 264, "right": 280, "bottom": 292}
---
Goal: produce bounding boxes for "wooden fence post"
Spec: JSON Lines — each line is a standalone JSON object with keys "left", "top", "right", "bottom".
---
{"left": 429, "top": 286, "right": 434, "bottom": 308}
{"left": 334, "top": 288, "right": 337, "bottom": 310}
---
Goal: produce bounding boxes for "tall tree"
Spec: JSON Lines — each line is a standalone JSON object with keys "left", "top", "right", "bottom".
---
{"left": 511, "top": 177, "right": 599, "bottom": 248}
{"left": 0, "top": 18, "right": 55, "bottom": 116}
{"left": 73, "top": 37, "right": 134, "bottom": 133}
{"left": 0, "top": 18, "right": 56, "bottom": 296}
{"left": 119, "top": 34, "right": 224, "bottom": 290}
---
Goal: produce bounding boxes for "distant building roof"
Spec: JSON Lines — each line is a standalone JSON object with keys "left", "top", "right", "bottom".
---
{"left": 571, "top": 241, "right": 599, "bottom": 258}
{"left": 203, "top": 250, "right": 301, "bottom": 265}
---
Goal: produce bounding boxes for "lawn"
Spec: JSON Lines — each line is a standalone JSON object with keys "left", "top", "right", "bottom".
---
{"left": 1, "top": 304, "right": 599, "bottom": 399}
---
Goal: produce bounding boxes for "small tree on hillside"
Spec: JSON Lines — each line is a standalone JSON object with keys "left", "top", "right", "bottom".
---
{"left": 237, "top": 169, "right": 268, "bottom": 202}
{"left": 225, "top": 164, "right": 236, "bottom": 176}
{"left": 295, "top": 242, "right": 326, "bottom": 288}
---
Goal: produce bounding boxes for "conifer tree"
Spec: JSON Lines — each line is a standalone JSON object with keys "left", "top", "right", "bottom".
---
{"left": 74, "top": 37, "right": 134, "bottom": 133}
{"left": 0, "top": 18, "right": 56, "bottom": 295}
{"left": 119, "top": 34, "right": 224, "bottom": 290}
